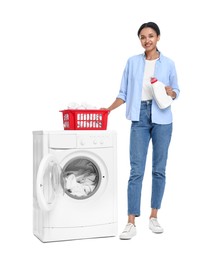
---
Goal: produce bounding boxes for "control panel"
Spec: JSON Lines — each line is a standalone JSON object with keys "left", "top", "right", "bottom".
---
{"left": 77, "top": 133, "right": 113, "bottom": 148}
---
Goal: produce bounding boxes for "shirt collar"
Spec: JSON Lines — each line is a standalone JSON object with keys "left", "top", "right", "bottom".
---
{"left": 143, "top": 51, "right": 162, "bottom": 62}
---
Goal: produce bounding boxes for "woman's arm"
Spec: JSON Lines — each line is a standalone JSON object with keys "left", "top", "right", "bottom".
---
{"left": 101, "top": 98, "right": 125, "bottom": 112}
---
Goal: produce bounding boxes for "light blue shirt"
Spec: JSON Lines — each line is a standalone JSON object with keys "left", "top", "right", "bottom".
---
{"left": 117, "top": 52, "right": 180, "bottom": 124}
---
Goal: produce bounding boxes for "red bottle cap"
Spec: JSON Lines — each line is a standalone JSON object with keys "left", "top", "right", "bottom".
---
{"left": 151, "top": 77, "right": 157, "bottom": 84}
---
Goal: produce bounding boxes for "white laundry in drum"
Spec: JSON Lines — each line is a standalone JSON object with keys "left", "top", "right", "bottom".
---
{"left": 65, "top": 172, "right": 96, "bottom": 197}
{"left": 63, "top": 159, "right": 99, "bottom": 198}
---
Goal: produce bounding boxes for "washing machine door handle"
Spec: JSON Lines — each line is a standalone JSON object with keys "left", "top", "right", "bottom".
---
{"left": 36, "top": 154, "right": 62, "bottom": 211}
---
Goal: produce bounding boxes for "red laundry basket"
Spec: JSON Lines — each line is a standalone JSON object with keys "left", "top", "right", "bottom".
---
{"left": 60, "top": 109, "right": 109, "bottom": 130}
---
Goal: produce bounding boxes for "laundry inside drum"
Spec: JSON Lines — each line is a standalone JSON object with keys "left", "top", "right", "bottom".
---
{"left": 61, "top": 158, "right": 101, "bottom": 199}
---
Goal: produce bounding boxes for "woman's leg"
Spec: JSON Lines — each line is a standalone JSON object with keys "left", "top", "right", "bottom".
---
{"left": 128, "top": 215, "right": 136, "bottom": 225}
{"left": 151, "top": 123, "right": 172, "bottom": 211}
{"left": 128, "top": 103, "right": 152, "bottom": 218}
{"left": 150, "top": 208, "right": 158, "bottom": 218}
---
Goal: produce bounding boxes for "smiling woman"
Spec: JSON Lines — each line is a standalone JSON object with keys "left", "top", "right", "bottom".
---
{"left": 138, "top": 22, "right": 161, "bottom": 59}
{"left": 103, "top": 21, "right": 180, "bottom": 240}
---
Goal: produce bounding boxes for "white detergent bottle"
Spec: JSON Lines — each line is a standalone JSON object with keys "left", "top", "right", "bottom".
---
{"left": 150, "top": 77, "right": 173, "bottom": 109}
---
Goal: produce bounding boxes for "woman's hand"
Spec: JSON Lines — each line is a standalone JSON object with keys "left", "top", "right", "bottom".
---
{"left": 165, "top": 86, "right": 176, "bottom": 99}
{"left": 100, "top": 107, "right": 111, "bottom": 113}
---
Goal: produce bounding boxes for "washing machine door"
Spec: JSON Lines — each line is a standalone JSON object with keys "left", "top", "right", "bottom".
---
{"left": 36, "top": 154, "right": 62, "bottom": 211}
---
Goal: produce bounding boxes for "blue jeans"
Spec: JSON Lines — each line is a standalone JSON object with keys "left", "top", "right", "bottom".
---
{"left": 128, "top": 101, "right": 172, "bottom": 216}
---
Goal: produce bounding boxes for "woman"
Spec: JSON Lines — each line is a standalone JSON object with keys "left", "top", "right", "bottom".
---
{"left": 104, "top": 22, "right": 180, "bottom": 239}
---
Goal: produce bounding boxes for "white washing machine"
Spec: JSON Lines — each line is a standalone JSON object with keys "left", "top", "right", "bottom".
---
{"left": 33, "top": 130, "right": 117, "bottom": 242}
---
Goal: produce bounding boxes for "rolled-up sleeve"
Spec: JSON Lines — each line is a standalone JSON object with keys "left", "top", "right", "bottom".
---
{"left": 117, "top": 62, "right": 128, "bottom": 102}
{"left": 170, "top": 61, "right": 180, "bottom": 99}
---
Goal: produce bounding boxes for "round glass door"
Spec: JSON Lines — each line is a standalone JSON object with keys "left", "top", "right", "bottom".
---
{"left": 36, "top": 154, "right": 61, "bottom": 211}
{"left": 61, "top": 157, "right": 101, "bottom": 200}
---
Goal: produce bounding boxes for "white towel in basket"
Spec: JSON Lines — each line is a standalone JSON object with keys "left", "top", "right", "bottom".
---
{"left": 67, "top": 102, "right": 97, "bottom": 110}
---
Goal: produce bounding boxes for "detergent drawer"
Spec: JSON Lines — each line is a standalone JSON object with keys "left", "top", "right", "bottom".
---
{"left": 49, "top": 133, "right": 77, "bottom": 149}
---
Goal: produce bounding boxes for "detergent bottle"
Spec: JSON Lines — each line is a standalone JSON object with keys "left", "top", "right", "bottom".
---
{"left": 150, "top": 77, "right": 173, "bottom": 109}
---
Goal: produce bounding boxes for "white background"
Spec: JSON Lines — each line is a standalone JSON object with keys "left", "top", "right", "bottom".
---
{"left": 1, "top": 0, "right": 210, "bottom": 259}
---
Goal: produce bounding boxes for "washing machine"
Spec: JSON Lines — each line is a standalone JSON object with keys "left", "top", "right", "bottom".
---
{"left": 33, "top": 130, "right": 117, "bottom": 242}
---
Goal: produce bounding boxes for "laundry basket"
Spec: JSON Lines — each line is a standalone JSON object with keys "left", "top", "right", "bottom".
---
{"left": 60, "top": 109, "right": 109, "bottom": 130}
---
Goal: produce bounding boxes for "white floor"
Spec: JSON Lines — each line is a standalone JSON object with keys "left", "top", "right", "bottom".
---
{"left": 4, "top": 214, "right": 208, "bottom": 260}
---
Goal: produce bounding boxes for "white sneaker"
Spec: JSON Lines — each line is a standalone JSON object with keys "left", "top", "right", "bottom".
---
{"left": 149, "top": 218, "right": 164, "bottom": 233}
{"left": 119, "top": 223, "right": 137, "bottom": 240}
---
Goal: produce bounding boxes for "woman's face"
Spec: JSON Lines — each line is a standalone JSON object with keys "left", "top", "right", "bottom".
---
{"left": 139, "top": 27, "right": 160, "bottom": 52}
